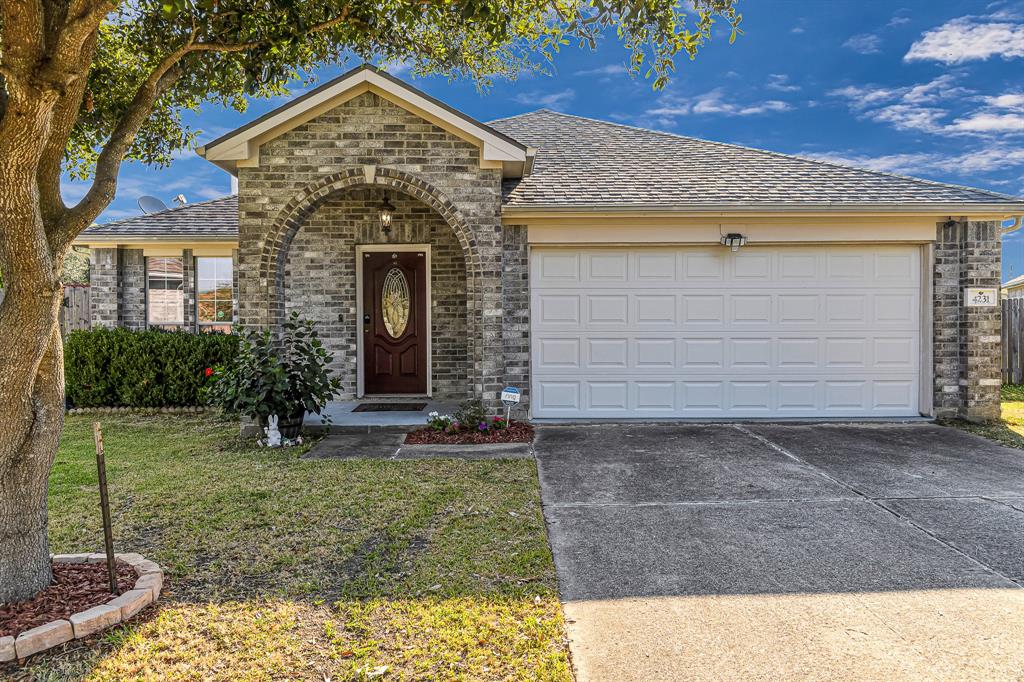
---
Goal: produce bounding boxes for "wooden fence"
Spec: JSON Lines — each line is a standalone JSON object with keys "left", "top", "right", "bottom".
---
{"left": 1003, "top": 298, "right": 1024, "bottom": 384}
{"left": 0, "top": 285, "right": 90, "bottom": 335}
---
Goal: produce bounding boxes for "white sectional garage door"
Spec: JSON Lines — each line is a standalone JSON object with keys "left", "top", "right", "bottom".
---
{"left": 530, "top": 245, "right": 922, "bottom": 419}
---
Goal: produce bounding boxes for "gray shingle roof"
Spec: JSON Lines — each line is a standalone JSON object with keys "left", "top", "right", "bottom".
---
{"left": 81, "top": 195, "right": 239, "bottom": 238}
{"left": 489, "top": 109, "right": 1024, "bottom": 209}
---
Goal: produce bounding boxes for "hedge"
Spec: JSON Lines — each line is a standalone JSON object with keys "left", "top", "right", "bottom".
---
{"left": 65, "top": 327, "right": 240, "bottom": 407}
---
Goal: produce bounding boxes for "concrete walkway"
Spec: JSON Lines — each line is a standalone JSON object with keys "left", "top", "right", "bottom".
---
{"left": 535, "top": 423, "right": 1024, "bottom": 681}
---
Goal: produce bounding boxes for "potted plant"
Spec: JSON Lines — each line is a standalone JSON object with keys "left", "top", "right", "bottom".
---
{"left": 204, "top": 313, "right": 341, "bottom": 438}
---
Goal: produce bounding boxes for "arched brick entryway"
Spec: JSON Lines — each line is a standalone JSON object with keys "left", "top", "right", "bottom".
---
{"left": 255, "top": 166, "right": 485, "bottom": 396}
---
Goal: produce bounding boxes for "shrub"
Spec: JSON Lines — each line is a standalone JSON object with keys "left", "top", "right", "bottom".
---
{"left": 65, "top": 327, "right": 239, "bottom": 407}
{"left": 423, "top": 399, "right": 508, "bottom": 434}
{"left": 203, "top": 313, "right": 341, "bottom": 423}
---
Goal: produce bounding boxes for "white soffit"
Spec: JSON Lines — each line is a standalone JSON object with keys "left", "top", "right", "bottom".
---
{"left": 197, "top": 65, "right": 528, "bottom": 175}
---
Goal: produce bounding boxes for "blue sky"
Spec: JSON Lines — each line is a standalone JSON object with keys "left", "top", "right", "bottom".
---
{"left": 68, "top": 0, "right": 1024, "bottom": 278}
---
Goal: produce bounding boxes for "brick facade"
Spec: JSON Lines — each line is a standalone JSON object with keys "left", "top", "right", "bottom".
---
{"left": 84, "top": 93, "right": 1005, "bottom": 422}
{"left": 283, "top": 189, "right": 470, "bottom": 400}
{"left": 933, "top": 219, "right": 1002, "bottom": 422}
{"left": 501, "top": 224, "right": 530, "bottom": 412}
{"left": 237, "top": 91, "right": 504, "bottom": 407}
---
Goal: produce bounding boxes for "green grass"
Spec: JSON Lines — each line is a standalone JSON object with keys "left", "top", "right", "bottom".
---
{"left": 19, "top": 414, "right": 570, "bottom": 681}
{"left": 943, "top": 384, "right": 1024, "bottom": 448}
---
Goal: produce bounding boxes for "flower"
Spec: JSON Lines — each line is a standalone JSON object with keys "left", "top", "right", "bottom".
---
{"left": 428, "top": 411, "right": 439, "bottom": 417}
{"left": 478, "top": 422, "right": 488, "bottom": 431}
{"left": 204, "top": 367, "right": 213, "bottom": 377}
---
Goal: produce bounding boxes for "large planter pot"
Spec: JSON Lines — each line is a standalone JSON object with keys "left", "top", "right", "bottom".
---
{"left": 260, "top": 412, "right": 305, "bottom": 439}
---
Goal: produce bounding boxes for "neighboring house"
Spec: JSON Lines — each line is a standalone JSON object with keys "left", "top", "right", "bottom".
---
{"left": 75, "top": 65, "right": 1024, "bottom": 421}
{"left": 1003, "top": 274, "right": 1024, "bottom": 299}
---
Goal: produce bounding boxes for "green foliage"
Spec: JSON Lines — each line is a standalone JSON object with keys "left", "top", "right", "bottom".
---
{"left": 65, "top": 0, "right": 740, "bottom": 178}
{"left": 203, "top": 312, "right": 341, "bottom": 421}
{"left": 64, "top": 327, "right": 239, "bottom": 407}
{"left": 454, "top": 398, "right": 489, "bottom": 431}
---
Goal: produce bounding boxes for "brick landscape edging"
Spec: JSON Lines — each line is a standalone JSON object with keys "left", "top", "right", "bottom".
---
{"left": 0, "top": 553, "right": 164, "bottom": 663}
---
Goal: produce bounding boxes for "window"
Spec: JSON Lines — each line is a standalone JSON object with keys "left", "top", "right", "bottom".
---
{"left": 196, "top": 257, "right": 233, "bottom": 333}
{"left": 146, "top": 257, "right": 184, "bottom": 329}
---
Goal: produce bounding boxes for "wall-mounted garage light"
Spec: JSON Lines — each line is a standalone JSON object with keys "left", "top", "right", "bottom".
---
{"left": 378, "top": 193, "right": 396, "bottom": 235}
{"left": 720, "top": 233, "right": 747, "bottom": 252}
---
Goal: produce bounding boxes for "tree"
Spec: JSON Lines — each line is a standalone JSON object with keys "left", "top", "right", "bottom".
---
{"left": 0, "top": 0, "right": 740, "bottom": 602}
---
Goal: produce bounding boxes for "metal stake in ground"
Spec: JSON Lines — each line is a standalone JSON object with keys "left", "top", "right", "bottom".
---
{"left": 93, "top": 422, "right": 119, "bottom": 595}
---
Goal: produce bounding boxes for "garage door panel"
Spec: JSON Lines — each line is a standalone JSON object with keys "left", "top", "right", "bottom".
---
{"left": 531, "top": 246, "right": 921, "bottom": 418}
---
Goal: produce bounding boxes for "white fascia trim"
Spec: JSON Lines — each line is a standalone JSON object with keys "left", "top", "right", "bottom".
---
{"left": 501, "top": 203, "right": 1024, "bottom": 218}
{"left": 198, "top": 69, "right": 526, "bottom": 167}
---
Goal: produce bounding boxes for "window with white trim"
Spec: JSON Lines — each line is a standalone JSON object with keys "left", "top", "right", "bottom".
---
{"left": 146, "top": 257, "right": 184, "bottom": 329}
{"left": 195, "top": 257, "right": 233, "bottom": 333}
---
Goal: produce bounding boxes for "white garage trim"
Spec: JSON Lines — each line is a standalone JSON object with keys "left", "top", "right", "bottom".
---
{"left": 530, "top": 245, "right": 924, "bottom": 419}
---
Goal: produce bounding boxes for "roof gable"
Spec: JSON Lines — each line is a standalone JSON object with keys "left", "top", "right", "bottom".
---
{"left": 198, "top": 64, "right": 529, "bottom": 176}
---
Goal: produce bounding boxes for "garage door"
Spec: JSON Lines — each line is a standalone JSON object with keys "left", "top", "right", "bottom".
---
{"left": 530, "top": 245, "right": 922, "bottom": 419}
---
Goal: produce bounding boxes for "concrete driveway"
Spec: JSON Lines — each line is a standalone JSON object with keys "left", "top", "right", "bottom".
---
{"left": 535, "top": 423, "right": 1024, "bottom": 681}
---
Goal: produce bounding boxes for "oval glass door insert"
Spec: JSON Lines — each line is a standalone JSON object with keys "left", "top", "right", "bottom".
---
{"left": 381, "top": 267, "right": 410, "bottom": 338}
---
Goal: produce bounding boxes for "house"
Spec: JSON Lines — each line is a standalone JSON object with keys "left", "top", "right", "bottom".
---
{"left": 75, "top": 64, "right": 1024, "bottom": 421}
{"left": 1003, "top": 273, "right": 1024, "bottom": 299}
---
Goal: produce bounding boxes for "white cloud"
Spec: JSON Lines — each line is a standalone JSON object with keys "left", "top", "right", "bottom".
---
{"left": 948, "top": 112, "right": 1024, "bottom": 132}
{"left": 869, "top": 104, "right": 946, "bottom": 133}
{"left": 905, "top": 15, "right": 1024, "bottom": 63}
{"left": 843, "top": 33, "right": 882, "bottom": 54}
{"left": 574, "top": 64, "right": 627, "bottom": 77}
{"left": 61, "top": 181, "right": 90, "bottom": 205}
{"left": 802, "top": 145, "right": 1024, "bottom": 176}
{"left": 828, "top": 84, "right": 907, "bottom": 108}
{"left": 791, "top": 26, "right": 805, "bottom": 34}
{"left": 902, "top": 74, "right": 970, "bottom": 103}
{"left": 887, "top": 15, "right": 912, "bottom": 28}
{"left": 514, "top": 88, "right": 575, "bottom": 111}
{"left": 766, "top": 74, "right": 801, "bottom": 92}
{"left": 983, "top": 92, "right": 1024, "bottom": 109}
{"left": 651, "top": 89, "right": 791, "bottom": 118}
{"left": 193, "top": 186, "right": 231, "bottom": 200}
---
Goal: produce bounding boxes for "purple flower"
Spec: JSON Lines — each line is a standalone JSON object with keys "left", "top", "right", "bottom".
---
{"left": 478, "top": 422, "right": 487, "bottom": 431}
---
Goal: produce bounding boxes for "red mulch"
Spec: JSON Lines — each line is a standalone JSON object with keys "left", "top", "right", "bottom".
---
{"left": 405, "top": 420, "right": 534, "bottom": 444}
{"left": 0, "top": 561, "right": 136, "bottom": 638}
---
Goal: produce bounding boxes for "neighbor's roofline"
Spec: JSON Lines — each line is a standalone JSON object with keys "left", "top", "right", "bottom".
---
{"left": 73, "top": 235, "right": 239, "bottom": 244}
{"left": 196, "top": 63, "right": 528, "bottom": 174}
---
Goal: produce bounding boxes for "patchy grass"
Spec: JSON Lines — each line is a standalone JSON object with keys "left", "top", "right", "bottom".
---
{"left": 15, "top": 414, "right": 570, "bottom": 681}
{"left": 943, "top": 385, "right": 1024, "bottom": 449}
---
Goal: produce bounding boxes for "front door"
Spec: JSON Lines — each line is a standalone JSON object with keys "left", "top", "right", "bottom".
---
{"left": 362, "top": 250, "right": 428, "bottom": 394}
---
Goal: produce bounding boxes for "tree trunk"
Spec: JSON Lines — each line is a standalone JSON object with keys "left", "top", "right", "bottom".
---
{"left": 0, "top": 82, "right": 68, "bottom": 601}
{"left": 0, "top": 325, "right": 65, "bottom": 603}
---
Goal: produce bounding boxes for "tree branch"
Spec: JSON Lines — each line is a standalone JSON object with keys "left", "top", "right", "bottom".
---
{"left": 51, "top": 6, "right": 354, "bottom": 250}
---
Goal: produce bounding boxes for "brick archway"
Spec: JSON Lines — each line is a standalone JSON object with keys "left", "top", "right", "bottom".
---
{"left": 255, "top": 166, "right": 484, "bottom": 394}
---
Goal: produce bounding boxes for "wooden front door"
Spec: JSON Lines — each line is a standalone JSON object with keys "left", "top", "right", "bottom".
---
{"left": 362, "top": 250, "right": 428, "bottom": 394}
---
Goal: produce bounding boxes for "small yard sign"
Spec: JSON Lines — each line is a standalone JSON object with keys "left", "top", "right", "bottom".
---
{"left": 965, "top": 288, "right": 998, "bottom": 307}
{"left": 501, "top": 387, "right": 521, "bottom": 406}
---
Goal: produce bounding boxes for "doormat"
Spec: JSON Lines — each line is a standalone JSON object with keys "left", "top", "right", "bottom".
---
{"left": 352, "top": 402, "right": 428, "bottom": 412}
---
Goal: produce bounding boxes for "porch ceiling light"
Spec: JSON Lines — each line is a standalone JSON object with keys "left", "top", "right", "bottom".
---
{"left": 720, "top": 233, "right": 747, "bottom": 252}
{"left": 378, "top": 193, "right": 396, "bottom": 235}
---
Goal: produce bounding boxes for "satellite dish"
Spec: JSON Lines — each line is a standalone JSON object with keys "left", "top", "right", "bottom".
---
{"left": 138, "top": 195, "right": 168, "bottom": 214}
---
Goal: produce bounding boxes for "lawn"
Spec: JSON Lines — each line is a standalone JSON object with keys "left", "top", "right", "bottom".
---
{"left": 946, "top": 384, "right": 1024, "bottom": 449}
{"left": 13, "top": 414, "right": 570, "bottom": 681}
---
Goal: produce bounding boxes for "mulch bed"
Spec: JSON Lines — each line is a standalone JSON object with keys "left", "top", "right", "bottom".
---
{"left": 405, "top": 421, "right": 534, "bottom": 444}
{"left": 0, "top": 561, "right": 136, "bottom": 638}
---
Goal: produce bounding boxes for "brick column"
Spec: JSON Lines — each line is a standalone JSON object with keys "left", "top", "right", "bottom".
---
{"left": 933, "top": 219, "right": 1002, "bottom": 422}
{"left": 89, "top": 248, "right": 119, "bottom": 328}
{"left": 501, "top": 224, "right": 530, "bottom": 413}
{"left": 182, "top": 249, "right": 195, "bottom": 331}
{"left": 118, "top": 248, "right": 147, "bottom": 330}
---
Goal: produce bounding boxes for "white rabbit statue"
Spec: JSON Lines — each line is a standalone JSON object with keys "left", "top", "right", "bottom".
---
{"left": 265, "top": 414, "right": 282, "bottom": 448}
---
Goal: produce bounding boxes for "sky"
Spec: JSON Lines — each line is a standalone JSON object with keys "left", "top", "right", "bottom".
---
{"left": 66, "top": 0, "right": 1024, "bottom": 279}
